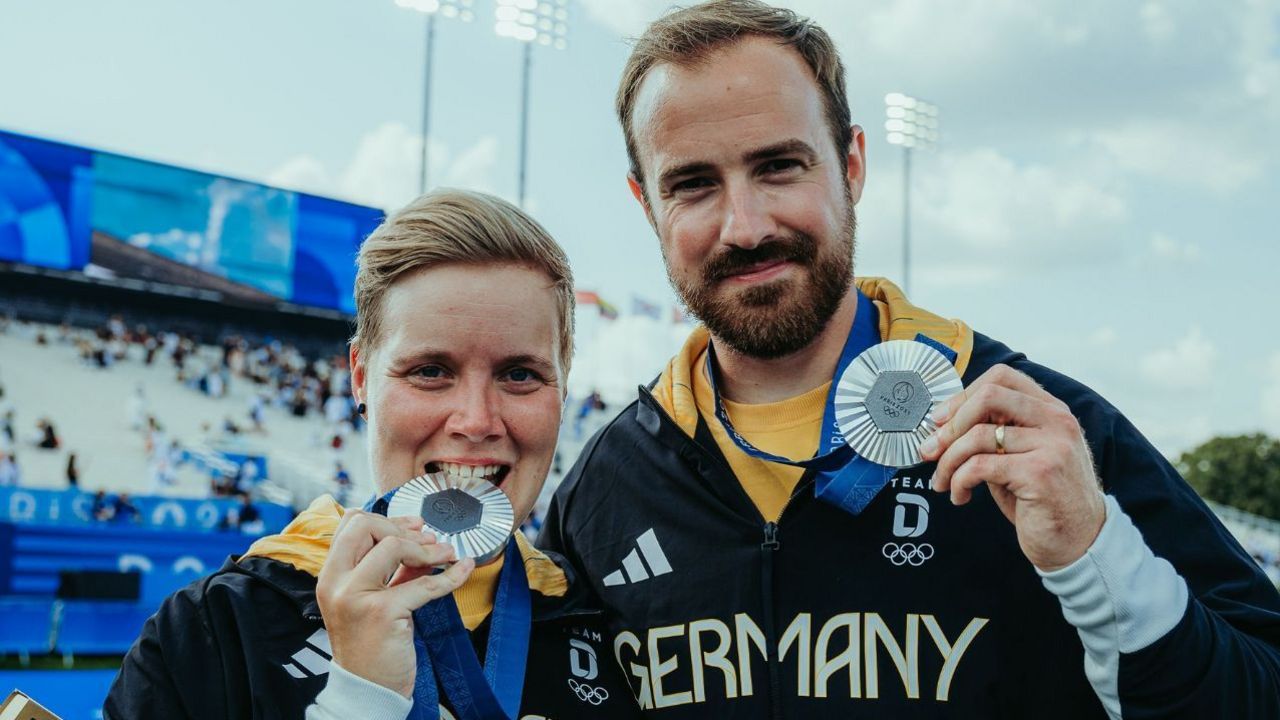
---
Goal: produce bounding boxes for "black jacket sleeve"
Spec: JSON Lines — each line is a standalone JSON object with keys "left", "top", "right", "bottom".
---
{"left": 1022, "top": 357, "right": 1280, "bottom": 719}
{"left": 1104, "top": 412, "right": 1280, "bottom": 719}
{"left": 103, "top": 580, "right": 227, "bottom": 719}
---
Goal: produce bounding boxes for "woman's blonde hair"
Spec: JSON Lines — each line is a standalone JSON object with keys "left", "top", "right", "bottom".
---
{"left": 351, "top": 188, "right": 574, "bottom": 374}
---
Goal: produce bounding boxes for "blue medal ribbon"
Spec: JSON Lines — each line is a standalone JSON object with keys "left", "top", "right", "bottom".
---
{"left": 705, "top": 290, "right": 957, "bottom": 515}
{"left": 365, "top": 489, "right": 531, "bottom": 719}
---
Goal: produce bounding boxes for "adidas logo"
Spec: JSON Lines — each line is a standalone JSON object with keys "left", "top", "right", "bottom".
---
{"left": 282, "top": 628, "right": 332, "bottom": 679}
{"left": 603, "top": 528, "right": 672, "bottom": 586}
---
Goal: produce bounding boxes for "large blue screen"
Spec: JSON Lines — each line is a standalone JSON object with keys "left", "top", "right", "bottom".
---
{"left": 0, "top": 129, "right": 382, "bottom": 315}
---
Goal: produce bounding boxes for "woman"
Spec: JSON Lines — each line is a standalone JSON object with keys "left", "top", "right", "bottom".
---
{"left": 105, "top": 190, "right": 637, "bottom": 719}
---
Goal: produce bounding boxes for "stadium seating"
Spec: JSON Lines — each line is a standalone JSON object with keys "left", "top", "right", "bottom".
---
{"left": 0, "top": 491, "right": 292, "bottom": 659}
{"left": 0, "top": 597, "right": 55, "bottom": 655}
{"left": 0, "top": 519, "right": 279, "bottom": 596}
{"left": 55, "top": 601, "right": 156, "bottom": 656}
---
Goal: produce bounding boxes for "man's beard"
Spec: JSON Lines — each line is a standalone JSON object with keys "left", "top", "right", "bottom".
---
{"left": 670, "top": 207, "right": 855, "bottom": 360}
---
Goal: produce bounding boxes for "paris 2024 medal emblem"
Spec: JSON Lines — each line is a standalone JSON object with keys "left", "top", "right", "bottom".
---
{"left": 833, "top": 339, "right": 964, "bottom": 468}
{"left": 387, "top": 470, "right": 515, "bottom": 564}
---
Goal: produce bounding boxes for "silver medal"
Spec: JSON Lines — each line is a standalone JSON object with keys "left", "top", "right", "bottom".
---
{"left": 833, "top": 339, "right": 963, "bottom": 468}
{"left": 386, "top": 471, "right": 515, "bottom": 564}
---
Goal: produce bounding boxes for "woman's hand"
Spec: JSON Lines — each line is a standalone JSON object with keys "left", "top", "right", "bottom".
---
{"left": 316, "top": 510, "right": 475, "bottom": 698}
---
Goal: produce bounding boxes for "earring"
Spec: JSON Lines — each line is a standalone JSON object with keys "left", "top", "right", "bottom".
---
{"left": 356, "top": 402, "right": 366, "bottom": 416}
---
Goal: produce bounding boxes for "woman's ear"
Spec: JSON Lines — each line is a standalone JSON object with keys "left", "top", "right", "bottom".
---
{"left": 349, "top": 343, "right": 367, "bottom": 409}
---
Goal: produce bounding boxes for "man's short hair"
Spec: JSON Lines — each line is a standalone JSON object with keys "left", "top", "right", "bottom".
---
{"left": 351, "top": 188, "right": 575, "bottom": 375}
{"left": 616, "top": 0, "right": 852, "bottom": 186}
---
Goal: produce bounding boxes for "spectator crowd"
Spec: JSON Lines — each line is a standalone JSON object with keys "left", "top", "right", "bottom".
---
{"left": 0, "top": 311, "right": 362, "bottom": 516}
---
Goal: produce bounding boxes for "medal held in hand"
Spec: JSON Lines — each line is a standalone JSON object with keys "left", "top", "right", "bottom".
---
{"left": 387, "top": 470, "right": 515, "bottom": 564}
{"left": 834, "top": 339, "right": 964, "bottom": 468}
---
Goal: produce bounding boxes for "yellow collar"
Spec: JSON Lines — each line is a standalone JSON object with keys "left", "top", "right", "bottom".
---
{"left": 241, "top": 496, "right": 566, "bottom": 629}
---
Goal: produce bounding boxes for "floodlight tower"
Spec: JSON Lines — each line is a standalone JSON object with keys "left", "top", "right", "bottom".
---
{"left": 396, "top": 0, "right": 475, "bottom": 195}
{"left": 884, "top": 92, "right": 939, "bottom": 297}
{"left": 494, "top": 0, "right": 569, "bottom": 208}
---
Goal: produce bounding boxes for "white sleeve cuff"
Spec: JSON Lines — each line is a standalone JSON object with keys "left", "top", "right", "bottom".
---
{"left": 305, "top": 661, "right": 414, "bottom": 720}
{"left": 1037, "top": 494, "right": 1189, "bottom": 720}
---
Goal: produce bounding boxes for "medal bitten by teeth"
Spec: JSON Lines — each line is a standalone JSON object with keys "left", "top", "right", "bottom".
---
{"left": 387, "top": 466, "right": 516, "bottom": 564}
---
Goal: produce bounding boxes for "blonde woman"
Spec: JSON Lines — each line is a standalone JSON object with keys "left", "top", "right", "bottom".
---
{"left": 106, "top": 190, "right": 637, "bottom": 720}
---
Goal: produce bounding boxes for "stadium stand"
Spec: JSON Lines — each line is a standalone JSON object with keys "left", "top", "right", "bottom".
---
{"left": 0, "top": 317, "right": 373, "bottom": 503}
{"left": 0, "top": 305, "right": 372, "bottom": 674}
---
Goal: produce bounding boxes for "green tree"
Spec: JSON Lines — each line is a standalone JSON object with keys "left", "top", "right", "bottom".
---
{"left": 1176, "top": 433, "right": 1280, "bottom": 521}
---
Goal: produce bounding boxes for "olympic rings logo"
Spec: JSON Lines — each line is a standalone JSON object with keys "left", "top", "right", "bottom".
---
{"left": 882, "top": 542, "right": 935, "bottom": 566}
{"left": 568, "top": 679, "right": 610, "bottom": 705}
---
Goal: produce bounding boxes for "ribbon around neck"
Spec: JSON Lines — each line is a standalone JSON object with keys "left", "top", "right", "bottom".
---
{"left": 705, "top": 290, "right": 958, "bottom": 515}
{"left": 366, "top": 487, "right": 530, "bottom": 719}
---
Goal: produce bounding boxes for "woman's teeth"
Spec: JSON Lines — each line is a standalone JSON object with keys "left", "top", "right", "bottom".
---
{"left": 436, "top": 462, "right": 503, "bottom": 480}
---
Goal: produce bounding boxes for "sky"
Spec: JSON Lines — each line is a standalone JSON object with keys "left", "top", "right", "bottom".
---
{"left": 1, "top": 0, "right": 1277, "bottom": 457}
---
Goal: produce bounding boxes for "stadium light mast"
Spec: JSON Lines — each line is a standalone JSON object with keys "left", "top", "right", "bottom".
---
{"left": 494, "top": 0, "right": 569, "bottom": 208}
{"left": 396, "top": 0, "right": 474, "bottom": 196}
{"left": 884, "top": 92, "right": 939, "bottom": 297}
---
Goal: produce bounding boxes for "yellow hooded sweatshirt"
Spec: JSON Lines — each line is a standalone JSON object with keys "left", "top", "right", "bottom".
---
{"left": 649, "top": 277, "right": 975, "bottom": 521}
{"left": 240, "top": 495, "right": 566, "bottom": 630}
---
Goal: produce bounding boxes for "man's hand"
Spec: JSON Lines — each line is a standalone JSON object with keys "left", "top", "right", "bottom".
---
{"left": 316, "top": 510, "right": 474, "bottom": 698}
{"left": 919, "top": 364, "right": 1107, "bottom": 571}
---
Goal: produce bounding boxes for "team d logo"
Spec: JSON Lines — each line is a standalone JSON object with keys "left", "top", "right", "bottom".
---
{"left": 568, "top": 639, "right": 610, "bottom": 705}
{"left": 569, "top": 639, "right": 598, "bottom": 680}
{"left": 884, "top": 492, "right": 934, "bottom": 566}
{"left": 892, "top": 492, "right": 929, "bottom": 537}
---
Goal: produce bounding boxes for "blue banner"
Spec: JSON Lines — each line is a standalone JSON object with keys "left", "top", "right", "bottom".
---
{"left": 0, "top": 487, "right": 290, "bottom": 532}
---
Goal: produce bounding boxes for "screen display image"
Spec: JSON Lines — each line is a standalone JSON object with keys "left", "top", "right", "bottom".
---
{"left": 0, "top": 129, "right": 382, "bottom": 315}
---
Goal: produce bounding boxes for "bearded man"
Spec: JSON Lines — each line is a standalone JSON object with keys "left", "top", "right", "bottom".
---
{"left": 538, "top": 1, "right": 1280, "bottom": 718}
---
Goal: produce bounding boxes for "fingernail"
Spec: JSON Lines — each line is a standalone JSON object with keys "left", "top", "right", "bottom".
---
{"left": 920, "top": 436, "right": 938, "bottom": 457}
{"left": 933, "top": 404, "right": 950, "bottom": 423}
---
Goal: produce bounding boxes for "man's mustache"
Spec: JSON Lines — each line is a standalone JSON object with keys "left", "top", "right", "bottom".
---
{"left": 701, "top": 236, "right": 816, "bottom": 283}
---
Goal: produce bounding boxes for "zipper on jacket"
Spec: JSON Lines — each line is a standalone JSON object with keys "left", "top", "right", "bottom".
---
{"left": 639, "top": 387, "right": 818, "bottom": 718}
{"left": 757, "top": 473, "right": 814, "bottom": 720}
{"left": 760, "top": 521, "right": 782, "bottom": 720}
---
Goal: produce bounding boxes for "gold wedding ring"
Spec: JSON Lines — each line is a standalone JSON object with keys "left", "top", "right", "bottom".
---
{"left": 995, "top": 424, "right": 1007, "bottom": 455}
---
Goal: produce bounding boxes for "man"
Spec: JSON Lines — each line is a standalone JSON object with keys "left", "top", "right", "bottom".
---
{"left": 112, "top": 492, "right": 140, "bottom": 524}
{"left": 538, "top": 1, "right": 1280, "bottom": 717}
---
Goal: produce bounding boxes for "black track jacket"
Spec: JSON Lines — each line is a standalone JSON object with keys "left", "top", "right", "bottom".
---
{"left": 539, "top": 323, "right": 1280, "bottom": 719}
{"left": 103, "top": 552, "right": 638, "bottom": 719}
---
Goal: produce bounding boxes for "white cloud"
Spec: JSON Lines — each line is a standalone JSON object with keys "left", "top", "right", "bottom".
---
{"left": 1148, "top": 231, "right": 1200, "bottom": 262}
{"left": 440, "top": 136, "right": 501, "bottom": 195}
{"left": 1139, "top": 1, "right": 1176, "bottom": 45}
{"left": 1089, "top": 120, "right": 1266, "bottom": 194}
{"left": 335, "top": 123, "right": 424, "bottom": 210}
{"left": 1139, "top": 326, "right": 1217, "bottom": 390}
{"left": 266, "top": 154, "right": 331, "bottom": 194}
{"left": 903, "top": 146, "right": 1127, "bottom": 284}
{"left": 1233, "top": 0, "right": 1280, "bottom": 100}
{"left": 1135, "top": 411, "right": 1213, "bottom": 457}
{"left": 267, "top": 122, "right": 502, "bottom": 212}
{"left": 1088, "top": 326, "right": 1118, "bottom": 346}
{"left": 577, "top": 0, "right": 670, "bottom": 37}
